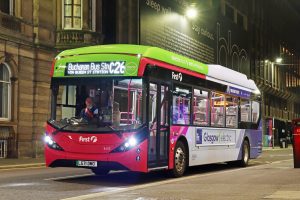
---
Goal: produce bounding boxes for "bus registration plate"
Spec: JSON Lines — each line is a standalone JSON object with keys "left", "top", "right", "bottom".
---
{"left": 76, "top": 160, "right": 97, "bottom": 167}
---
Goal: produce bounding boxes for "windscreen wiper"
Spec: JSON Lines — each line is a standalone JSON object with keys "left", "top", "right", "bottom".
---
{"left": 52, "top": 118, "right": 78, "bottom": 135}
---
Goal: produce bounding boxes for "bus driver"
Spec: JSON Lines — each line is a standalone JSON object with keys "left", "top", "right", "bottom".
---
{"left": 80, "top": 97, "right": 99, "bottom": 122}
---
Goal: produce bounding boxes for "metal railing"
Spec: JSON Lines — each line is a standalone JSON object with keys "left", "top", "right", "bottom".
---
{"left": 56, "top": 30, "right": 104, "bottom": 49}
{"left": 0, "top": 140, "right": 7, "bottom": 158}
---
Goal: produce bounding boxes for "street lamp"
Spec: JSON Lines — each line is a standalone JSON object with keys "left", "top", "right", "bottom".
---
{"left": 275, "top": 57, "right": 283, "bottom": 63}
{"left": 185, "top": 6, "right": 197, "bottom": 19}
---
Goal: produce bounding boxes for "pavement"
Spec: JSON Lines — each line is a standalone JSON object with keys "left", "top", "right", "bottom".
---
{"left": 0, "top": 156, "right": 45, "bottom": 169}
{"left": 0, "top": 146, "right": 293, "bottom": 170}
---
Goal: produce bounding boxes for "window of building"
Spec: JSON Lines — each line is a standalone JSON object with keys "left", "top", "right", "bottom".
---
{"left": 0, "top": 63, "right": 11, "bottom": 120}
{"left": 172, "top": 86, "right": 191, "bottom": 125}
{"left": 88, "top": 0, "right": 96, "bottom": 31}
{"left": 240, "top": 99, "right": 251, "bottom": 122}
{"left": 211, "top": 92, "right": 225, "bottom": 127}
{"left": 225, "top": 3, "right": 234, "bottom": 21}
{"left": 63, "top": 0, "right": 82, "bottom": 29}
{"left": 226, "top": 96, "right": 238, "bottom": 128}
{"left": 0, "top": 0, "right": 13, "bottom": 15}
{"left": 193, "top": 89, "right": 209, "bottom": 126}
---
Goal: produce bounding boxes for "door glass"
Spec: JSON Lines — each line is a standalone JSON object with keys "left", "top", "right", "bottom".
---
{"left": 148, "top": 83, "right": 157, "bottom": 162}
{"left": 160, "top": 85, "right": 169, "bottom": 160}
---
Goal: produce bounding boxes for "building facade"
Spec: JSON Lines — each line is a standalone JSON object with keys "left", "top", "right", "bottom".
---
{"left": 0, "top": 0, "right": 299, "bottom": 158}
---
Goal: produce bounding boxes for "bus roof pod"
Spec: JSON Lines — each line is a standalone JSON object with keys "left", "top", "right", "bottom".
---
{"left": 207, "top": 64, "right": 260, "bottom": 94}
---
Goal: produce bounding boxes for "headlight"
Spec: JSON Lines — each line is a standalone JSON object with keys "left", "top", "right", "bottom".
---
{"left": 44, "top": 135, "right": 64, "bottom": 151}
{"left": 44, "top": 136, "right": 54, "bottom": 145}
{"left": 110, "top": 126, "right": 148, "bottom": 153}
{"left": 111, "top": 136, "right": 140, "bottom": 153}
{"left": 127, "top": 137, "right": 137, "bottom": 147}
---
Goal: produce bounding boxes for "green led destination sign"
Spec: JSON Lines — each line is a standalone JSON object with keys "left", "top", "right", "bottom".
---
{"left": 65, "top": 61, "right": 126, "bottom": 76}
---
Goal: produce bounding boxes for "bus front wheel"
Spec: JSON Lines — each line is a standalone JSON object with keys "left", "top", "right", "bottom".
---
{"left": 91, "top": 168, "right": 110, "bottom": 176}
{"left": 171, "top": 140, "right": 187, "bottom": 177}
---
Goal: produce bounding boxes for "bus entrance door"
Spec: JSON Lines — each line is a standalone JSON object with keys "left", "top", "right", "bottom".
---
{"left": 148, "top": 82, "right": 170, "bottom": 169}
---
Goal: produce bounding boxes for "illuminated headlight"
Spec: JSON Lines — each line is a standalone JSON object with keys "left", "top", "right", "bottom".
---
{"left": 111, "top": 136, "right": 139, "bottom": 153}
{"left": 127, "top": 137, "right": 137, "bottom": 147}
{"left": 44, "top": 136, "right": 54, "bottom": 145}
{"left": 44, "top": 135, "right": 64, "bottom": 151}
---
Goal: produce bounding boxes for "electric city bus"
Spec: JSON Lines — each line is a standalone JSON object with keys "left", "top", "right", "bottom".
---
{"left": 45, "top": 44, "right": 262, "bottom": 177}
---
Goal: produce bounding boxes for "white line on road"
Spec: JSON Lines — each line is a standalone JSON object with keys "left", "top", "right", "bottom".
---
{"left": 44, "top": 173, "right": 93, "bottom": 181}
{"left": 0, "top": 166, "right": 45, "bottom": 171}
{"left": 60, "top": 159, "right": 293, "bottom": 200}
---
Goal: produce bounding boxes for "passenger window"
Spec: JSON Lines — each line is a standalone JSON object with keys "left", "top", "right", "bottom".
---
{"left": 193, "top": 89, "right": 209, "bottom": 126}
{"left": 226, "top": 96, "right": 238, "bottom": 128}
{"left": 210, "top": 92, "right": 225, "bottom": 127}
{"left": 252, "top": 101, "right": 260, "bottom": 123}
{"left": 240, "top": 99, "right": 251, "bottom": 122}
{"left": 172, "top": 86, "right": 191, "bottom": 125}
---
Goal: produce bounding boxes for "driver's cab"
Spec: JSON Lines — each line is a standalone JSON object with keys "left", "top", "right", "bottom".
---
{"left": 49, "top": 78, "right": 144, "bottom": 132}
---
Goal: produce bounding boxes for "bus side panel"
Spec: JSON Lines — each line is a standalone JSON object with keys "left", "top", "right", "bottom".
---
{"left": 245, "top": 128, "right": 262, "bottom": 159}
{"left": 187, "top": 127, "right": 247, "bottom": 166}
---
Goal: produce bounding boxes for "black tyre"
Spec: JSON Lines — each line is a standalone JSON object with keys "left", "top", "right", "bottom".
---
{"left": 237, "top": 140, "right": 250, "bottom": 167}
{"left": 170, "top": 140, "right": 187, "bottom": 177}
{"left": 91, "top": 168, "right": 110, "bottom": 176}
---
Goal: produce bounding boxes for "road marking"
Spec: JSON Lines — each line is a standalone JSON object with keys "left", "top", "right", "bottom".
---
{"left": 264, "top": 191, "right": 300, "bottom": 199}
{"left": 44, "top": 173, "right": 93, "bottom": 181}
{"left": 60, "top": 159, "right": 293, "bottom": 200}
{"left": 0, "top": 166, "right": 45, "bottom": 171}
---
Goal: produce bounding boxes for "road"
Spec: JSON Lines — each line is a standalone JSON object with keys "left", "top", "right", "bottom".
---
{"left": 0, "top": 148, "right": 298, "bottom": 200}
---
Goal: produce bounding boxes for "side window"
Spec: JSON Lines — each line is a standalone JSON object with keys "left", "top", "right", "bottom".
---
{"left": 172, "top": 86, "right": 191, "bottom": 125}
{"left": 226, "top": 95, "right": 238, "bottom": 128}
{"left": 252, "top": 101, "right": 260, "bottom": 123}
{"left": 193, "top": 89, "right": 209, "bottom": 126}
{"left": 240, "top": 99, "right": 251, "bottom": 122}
{"left": 210, "top": 92, "right": 225, "bottom": 127}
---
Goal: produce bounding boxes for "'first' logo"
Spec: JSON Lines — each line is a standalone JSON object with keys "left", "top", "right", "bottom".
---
{"left": 79, "top": 136, "right": 98, "bottom": 143}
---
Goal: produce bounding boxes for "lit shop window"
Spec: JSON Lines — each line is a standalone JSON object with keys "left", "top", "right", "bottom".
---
{"left": 63, "top": 0, "right": 82, "bottom": 29}
{"left": 172, "top": 86, "right": 191, "bottom": 125}
{"left": 193, "top": 89, "right": 209, "bottom": 126}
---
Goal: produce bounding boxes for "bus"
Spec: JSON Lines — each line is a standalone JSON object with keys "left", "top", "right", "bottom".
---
{"left": 45, "top": 44, "right": 262, "bottom": 177}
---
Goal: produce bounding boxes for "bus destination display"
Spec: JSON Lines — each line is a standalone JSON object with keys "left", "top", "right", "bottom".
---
{"left": 65, "top": 61, "right": 126, "bottom": 76}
